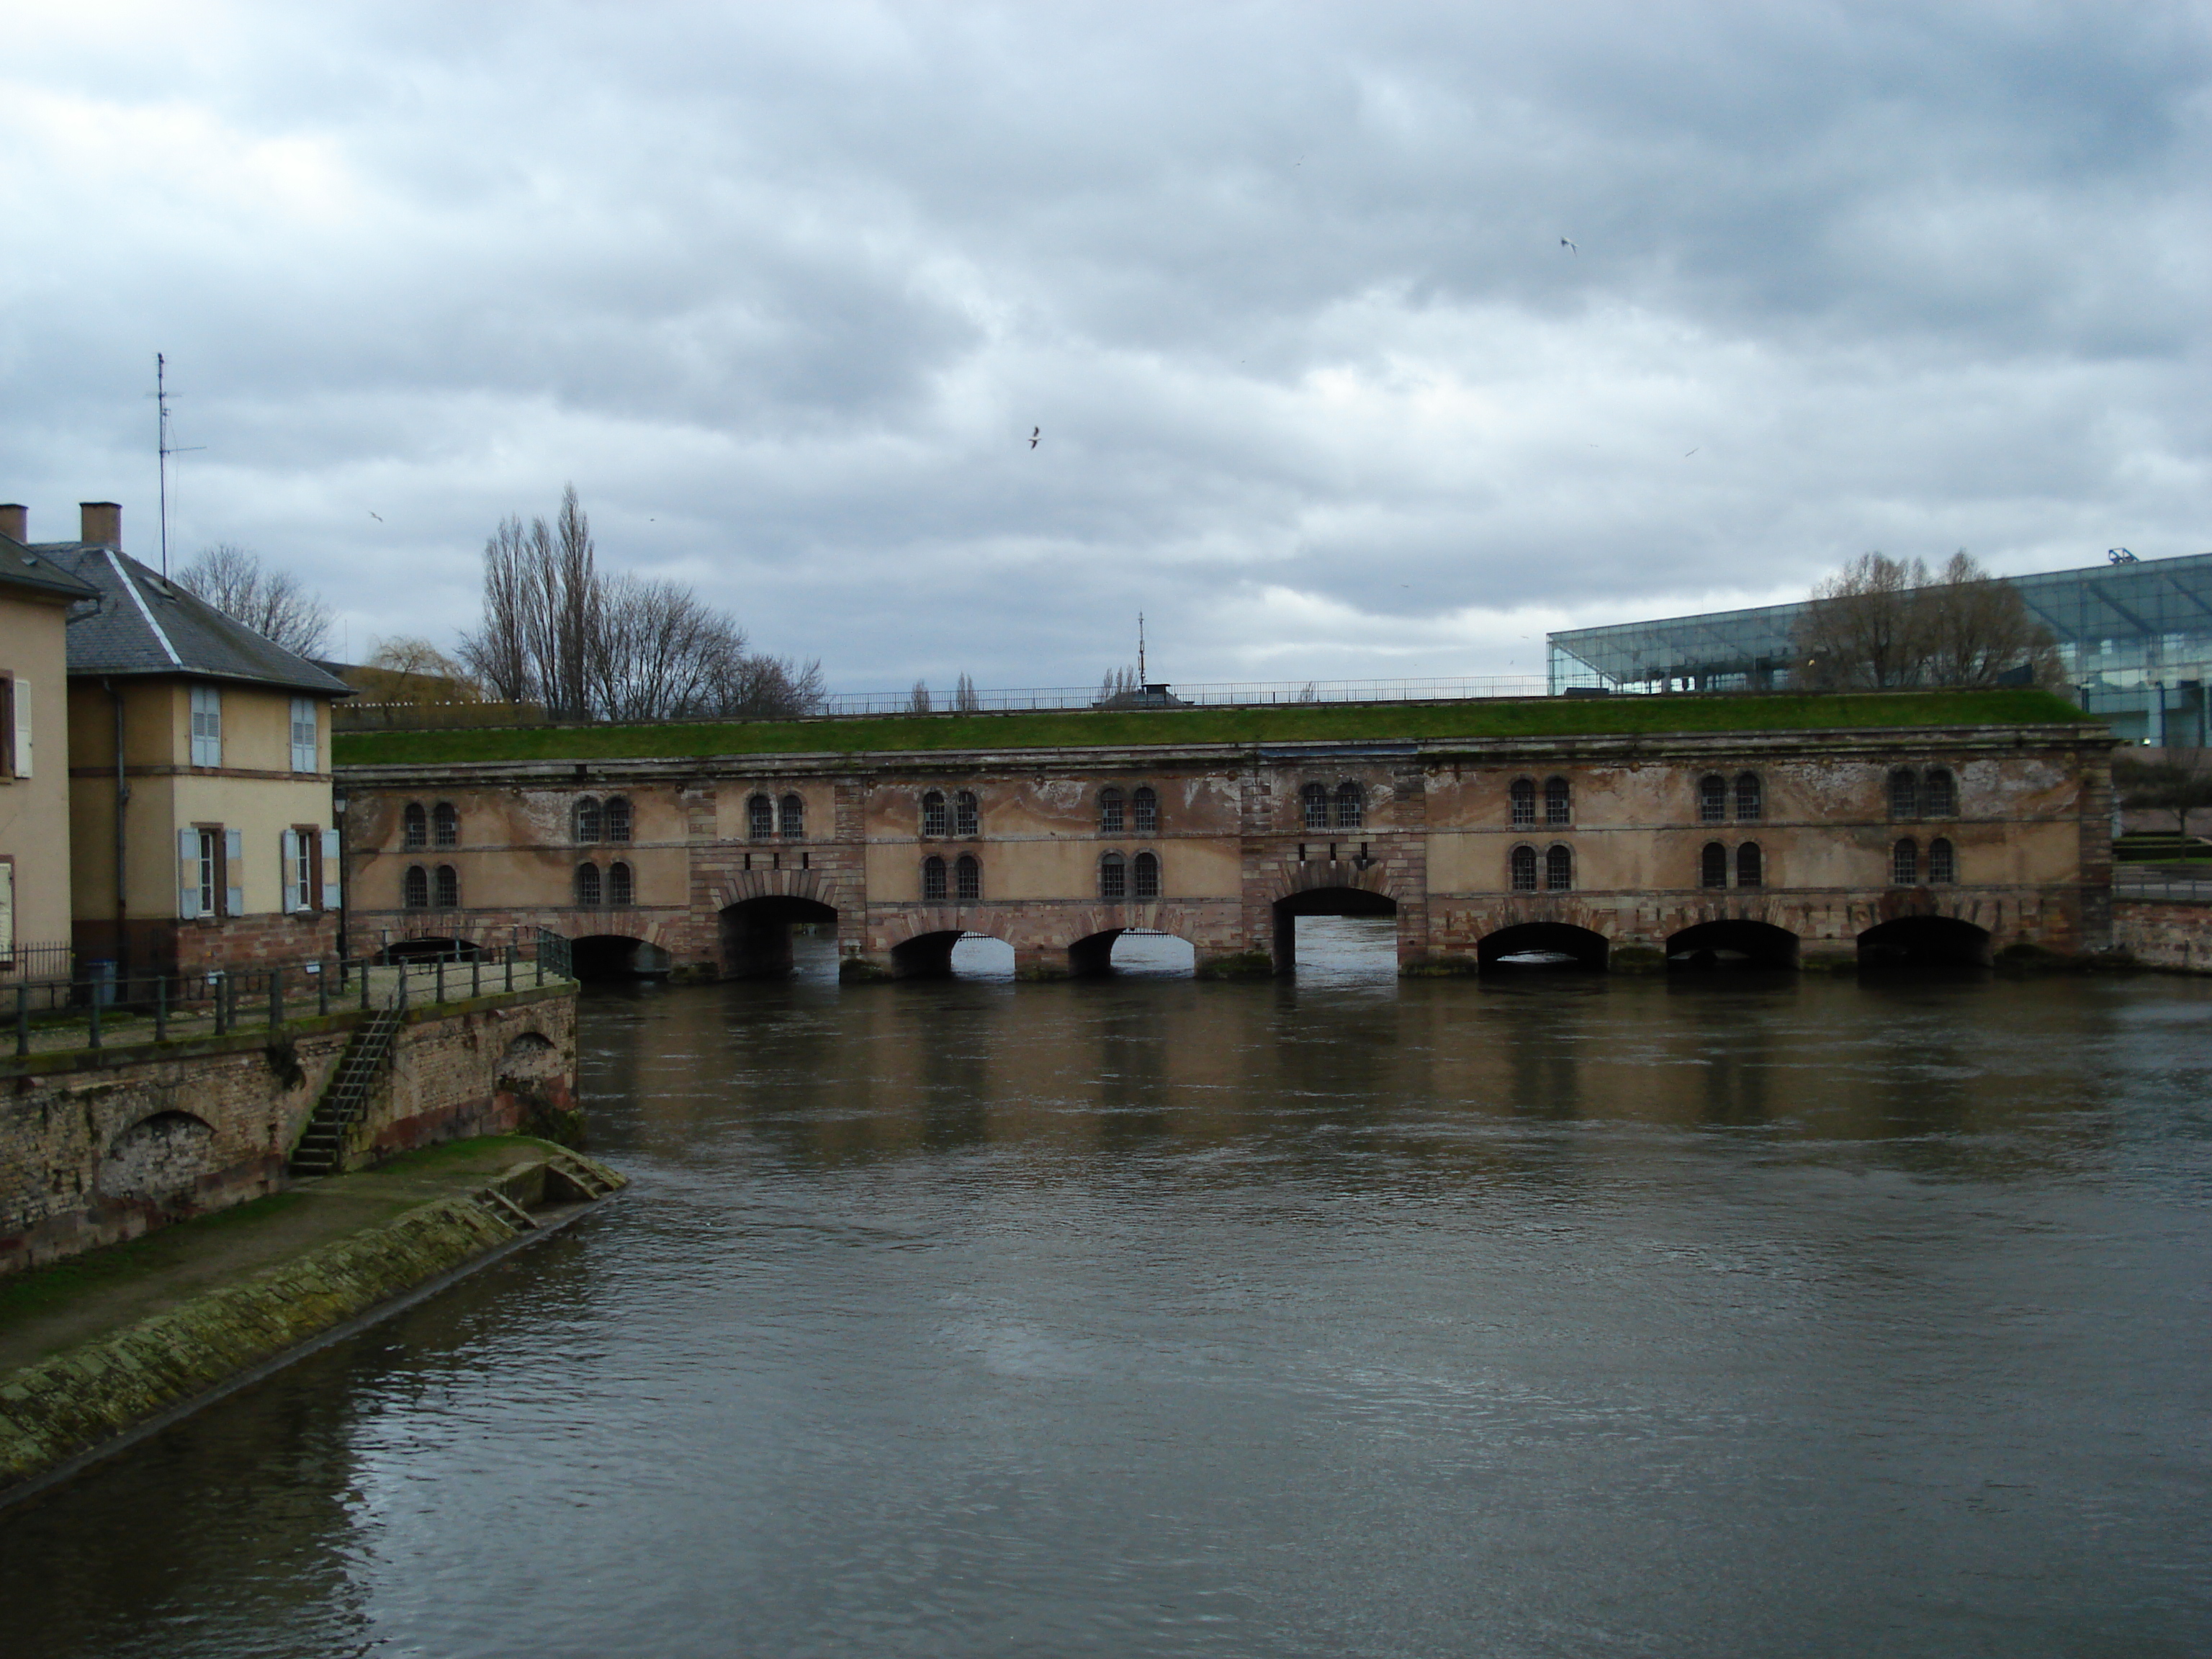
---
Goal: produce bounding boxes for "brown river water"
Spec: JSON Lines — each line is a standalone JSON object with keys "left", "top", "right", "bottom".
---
{"left": 2, "top": 920, "right": 2208, "bottom": 1658}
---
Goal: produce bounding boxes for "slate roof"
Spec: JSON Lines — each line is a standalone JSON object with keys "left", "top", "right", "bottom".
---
{"left": 32, "top": 541, "right": 351, "bottom": 696}
{"left": 0, "top": 531, "right": 99, "bottom": 605}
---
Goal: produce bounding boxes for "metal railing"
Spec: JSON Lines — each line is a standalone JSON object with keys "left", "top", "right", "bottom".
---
{"left": 0, "top": 941, "right": 76, "bottom": 982}
{"left": 2112, "top": 874, "right": 2212, "bottom": 905}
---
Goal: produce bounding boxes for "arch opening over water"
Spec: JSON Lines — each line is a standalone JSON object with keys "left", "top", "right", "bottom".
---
{"left": 1858, "top": 914, "right": 1994, "bottom": 970}
{"left": 572, "top": 934, "right": 675, "bottom": 981}
{"left": 721, "top": 895, "right": 837, "bottom": 979}
{"left": 1066, "top": 928, "right": 1198, "bottom": 978}
{"left": 1272, "top": 885, "right": 1398, "bottom": 974}
{"left": 379, "top": 935, "right": 485, "bottom": 963}
{"left": 1666, "top": 920, "right": 1800, "bottom": 971}
{"left": 1478, "top": 922, "right": 1609, "bottom": 972}
{"left": 891, "top": 929, "right": 1015, "bottom": 979}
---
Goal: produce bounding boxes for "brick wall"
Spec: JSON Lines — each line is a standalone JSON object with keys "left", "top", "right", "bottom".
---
{"left": 2112, "top": 899, "right": 2212, "bottom": 972}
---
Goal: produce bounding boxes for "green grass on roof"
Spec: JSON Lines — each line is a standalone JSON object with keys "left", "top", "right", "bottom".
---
{"left": 333, "top": 688, "right": 2093, "bottom": 769}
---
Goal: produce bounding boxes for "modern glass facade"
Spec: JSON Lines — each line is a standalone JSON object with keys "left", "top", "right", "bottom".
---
{"left": 1547, "top": 551, "right": 2212, "bottom": 745}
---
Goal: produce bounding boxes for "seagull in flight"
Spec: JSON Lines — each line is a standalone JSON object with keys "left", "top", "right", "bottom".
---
{"left": 1683, "top": 448, "right": 1699, "bottom": 457}
{"left": 1029, "top": 426, "right": 1040, "bottom": 449}
{"left": 1560, "top": 238, "right": 1577, "bottom": 254}
{"left": 367, "top": 510, "right": 383, "bottom": 522}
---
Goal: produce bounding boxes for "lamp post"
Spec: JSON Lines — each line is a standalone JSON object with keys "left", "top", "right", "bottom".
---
{"left": 332, "top": 788, "right": 350, "bottom": 963}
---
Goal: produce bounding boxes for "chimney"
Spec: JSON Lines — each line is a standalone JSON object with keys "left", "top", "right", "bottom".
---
{"left": 0, "top": 505, "right": 24, "bottom": 544}
{"left": 80, "top": 502, "right": 121, "bottom": 546}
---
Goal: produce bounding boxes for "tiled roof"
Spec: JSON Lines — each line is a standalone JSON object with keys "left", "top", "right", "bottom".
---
{"left": 0, "top": 531, "right": 99, "bottom": 604}
{"left": 32, "top": 541, "right": 351, "bottom": 696}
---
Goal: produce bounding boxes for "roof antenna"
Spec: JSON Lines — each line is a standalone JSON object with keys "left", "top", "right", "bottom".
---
{"left": 155, "top": 353, "right": 203, "bottom": 576}
{"left": 1138, "top": 611, "right": 1147, "bottom": 685}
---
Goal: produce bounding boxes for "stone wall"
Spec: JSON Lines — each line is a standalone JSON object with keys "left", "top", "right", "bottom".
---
{"left": 0, "top": 985, "right": 577, "bottom": 1276}
{"left": 2111, "top": 899, "right": 2212, "bottom": 973}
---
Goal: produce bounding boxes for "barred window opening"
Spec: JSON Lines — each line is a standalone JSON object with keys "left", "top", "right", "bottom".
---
{"left": 1334, "top": 781, "right": 1364, "bottom": 830}
{"left": 433, "top": 865, "right": 459, "bottom": 908}
{"left": 1300, "top": 782, "right": 1329, "bottom": 830}
{"left": 575, "top": 863, "right": 603, "bottom": 907}
{"left": 1100, "top": 787, "right": 1125, "bottom": 835}
{"left": 1923, "top": 768, "right": 1956, "bottom": 818}
{"left": 955, "top": 791, "right": 980, "bottom": 839}
{"left": 1699, "top": 775, "right": 1727, "bottom": 824}
{"left": 921, "top": 791, "right": 948, "bottom": 837}
{"left": 956, "top": 853, "right": 981, "bottom": 902}
{"left": 1545, "top": 843, "right": 1573, "bottom": 892}
{"left": 1892, "top": 838, "right": 1920, "bottom": 886}
{"left": 1701, "top": 842, "right": 1729, "bottom": 888}
{"left": 1509, "top": 844, "right": 1538, "bottom": 892}
{"left": 575, "top": 797, "right": 603, "bottom": 844}
{"left": 747, "top": 793, "right": 774, "bottom": 839}
{"left": 1544, "top": 776, "right": 1571, "bottom": 826}
{"left": 1889, "top": 770, "right": 1920, "bottom": 819}
{"left": 608, "top": 861, "right": 633, "bottom": 907}
{"left": 403, "top": 802, "right": 428, "bottom": 849}
{"left": 1509, "top": 778, "right": 1537, "bottom": 827}
{"left": 1133, "top": 850, "right": 1160, "bottom": 900}
{"left": 922, "top": 855, "right": 948, "bottom": 901}
{"left": 779, "top": 793, "right": 804, "bottom": 838}
{"left": 1734, "top": 773, "right": 1763, "bottom": 822}
{"left": 431, "top": 801, "right": 457, "bottom": 848}
{"left": 403, "top": 865, "right": 429, "bottom": 908}
{"left": 1132, "top": 786, "right": 1159, "bottom": 836}
{"left": 1928, "top": 837, "right": 1956, "bottom": 884}
{"left": 604, "top": 797, "right": 632, "bottom": 844}
{"left": 1736, "top": 842, "right": 1763, "bottom": 888}
{"left": 1100, "top": 850, "right": 1127, "bottom": 900}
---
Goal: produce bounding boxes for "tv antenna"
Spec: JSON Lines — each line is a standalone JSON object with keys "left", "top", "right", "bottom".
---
{"left": 1138, "top": 612, "right": 1147, "bottom": 684}
{"left": 156, "top": 353, "right": 204, "bottom": 576}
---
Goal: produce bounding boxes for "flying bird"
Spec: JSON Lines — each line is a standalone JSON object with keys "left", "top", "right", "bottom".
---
{"left": 1560, "top": 238, "right": 1577, "bottom": 254}
{"left": 1684, "top": 448, "right": 1699, "bottom": 457}
{"left": 367, "top": 510, "right": 382, "bottom": 522}
{"left": 1029, "top": 426, "right": 1040, "bottom": 449}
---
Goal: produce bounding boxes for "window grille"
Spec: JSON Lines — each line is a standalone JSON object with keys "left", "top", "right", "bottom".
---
{"left": 1699, "top": 775, "right": 1728, "bottom": 824}
{"left": 605, "top": 798, "right": 632, "bottom": 844}
{"left": 1928, "top": 838, "right": 1955, "bottom": 884}
{"left": 955, "top": 791, "right": 979, "bottom": 838}
{"left": 1132, "top": 787, "right": 1159, "bottom": 836}
{"left": 1736, "top": 842, "right": 1763, "bottom": 888}
{"left": 1100, "top": 851, "right": 1127, "bottom": 899}
{"left": 1334, "top": 781, "right": 1363, "bottom": 829}
{"left": 1545, "top": 843, "right": 1573, "bottom": 891}
{"left": 403, "top": 802, "right": 428, "bottom": 849}
{"left": 432, "top": 801, "right": 458, "bottom": 848}
{"left": 1701, "top": 842, "right": 1729, "bottom": 888}
{"left": 289, "top": 696, "right": 318, "bottom": 773}
{"left": 921, "top": 791, "right": 948, "bottom": 837}
{"left": 575, "top": 863, "right": 602, "bottom": 907}
{"left": 1889, "top": 770, "right": 1919, "bottom": 819}
{"left": 1510, "top": 844, "right": 1538, "bottom": 891}
{"left": 1734, "top": 773, "right": 1762, "bottom": 822}
{"left": 779, "top": 794, "right": 804, "bottom": 838}
{"left": 404, "top": 865, "right": 430, "bottom": 908}
{"left": 575, "top": 797, "right": 603, "bottom": 843}
{"left": 1100, "top": 787, "right": 1125, "bottom": 835}
{"left": 433, "top": 865, "right": 459, "bottom": 908}
{"left": 1133, "top": 850, "right": 1159, "bottom": 899}
{"left": 1923, "top": 768, "right": 1956, "bottom": 818}
{"left": 189, "top": 685, "right": 222, "bottom": 768}
{"left": 607, "top": 861, "right": 633, "bottom": 907}
{"left": 1509, "top": 778, "right": 1536, "bottom": 827}
{"left": 748, "top": 793, "right": 775, "bottom": 839}
{"left": 955, "top": 854, "right": 981, "bottom": 902}
{"left": 1892, "top": 838, "right": 1919, "bottom": 886}
{"left": 922, "top": 855, "right": 948, "bottom": 901}
{"left": 1544, "top": 776, "right": 1570, "bottom": 826}
{"left": 1301, "top": 783, "right": 1329, "bottom": 830}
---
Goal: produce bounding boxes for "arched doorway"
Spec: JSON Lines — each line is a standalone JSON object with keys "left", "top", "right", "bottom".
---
{"left": 1665, "top": 920, "right": 1801, "bottom": 970}
{"left": 1272, "top": 886, "right": 1398, "bottom": 975}
{"left": 721, "top": 895, "right": 837, "bottom": 979}
{"left": 1478, "top": 922, "right": 1609, "bottom": 972}
{"left": 570, "top": 935, "right": 674, "bottom": 981}
{"left": 1858, "top": 914, "right": 1993, "bottom": 970}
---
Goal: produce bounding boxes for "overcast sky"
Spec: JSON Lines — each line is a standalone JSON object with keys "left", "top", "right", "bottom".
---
{"left": 4, "top": 2, "right": 2207, "bottom": 692}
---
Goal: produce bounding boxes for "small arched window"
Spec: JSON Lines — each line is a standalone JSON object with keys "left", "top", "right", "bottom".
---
{"left": 431, "top": 801, "right": 459, "bottom": 848}
{"left": 1892, "top": 838, "right": 1920, "bottom": 886}
{"left": 1133, "top": 850, "right": 1159, "bottom": 900}
{"left": 921, "top": 791, "right": 948, "bottom": 837}
{"left": 1132, "top": 786, "right": 1159, "bottom": 836}
{"left": 1736, "top": 842, "right": 1763, "bottom": 889}
{"left": 922, "top": 855, "right": 948, "bottom": 901}
{"left": 1889, "top": 769, "right": 1920, "bottom": 819}
{"left": 1334, "top": 781, "right": 1364, "bottom": 829}
{"left": 433, "top": 865, "right": 459, "bottom": 908}
{"left": 955, "top": 791, "right": 980, "bottom": 838}
{"left": 1734, "top": 773, "right": 1762, "bottom": 822}
{"left": 748, "top": 793, "right": 775, "bottom": 840}
{"left": 1509, "top": 844, "right": 1538, "bottom": 892}
{"left": 1923, "top": 768, "right": 1956, "bottom": 818}
{"left": 1509, "top": 778, "right": 1537, "bottom": 827}
{"left": 1928, "top": 837, "right": 1956, "bottom": 884}
{"left": 1701, "top": 842, "right": 1730, "bottom": 889}
{"left": 402, "top": 802, "right": 428, "bottom": 849}
{"left": 575, "top": 863, "right": 603, "bottom": 907}
{"left": 1100, "top": 850, "right": 1127, "bottom": 900}
{"left": 604, "top": 797, "right": 631, "bottom": 844}
{"left": 779, "top": 793, "right": 804, "bottom": 838}
{"left": 403, "top": 864, "right": 430, "bottom": 907}
{"left": 1099, "top": 787, "right": 1125, "bottom": 835}
{"left": 955, "top": 853, "right": 981, "bottom": 901}
{"left": 1699, "top": 775, "right": 1728, "bottom": 824}
{"left": 1300, "top": 783, "right": 1330, "bottom": 830}
{"left": 1545, "top": 843, "right": 1573, "bottom": 891}
{"left": 607, "top": 861, "right": 633, "bottom": 907}
{"left": 1544, "top": 776, "right": 1570, "bottom": 826}
{"left": 575, "top": 797, "right": 603, "bottom": 844}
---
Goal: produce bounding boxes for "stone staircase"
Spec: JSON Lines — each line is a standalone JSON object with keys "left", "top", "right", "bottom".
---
{"left": 287, "top": 1006, "right": 404, "bottom": 1177}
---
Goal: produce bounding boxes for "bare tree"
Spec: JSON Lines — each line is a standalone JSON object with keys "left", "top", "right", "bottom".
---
{"left": 1094, "top": 665, "right": 1142, "bottom": 708}
{"left": 1918, "top": 552, "right": 2061, "bottom": 688}
{"left": 363, "top": 637, "right": 480, "bottom": 704}
{"left": 1794, "top": 551, "right": 2055, "bottom": 690}
{"left": 174, "top": 542, "right": 333, "bottom": 658}
{"left": 908, "top": 680, "right": 933, "bottom": 714}
{"left": 953, "top": 672, "right": 981, "bottom": 712}
{"left": 2115, "top": 755, "right": 2212, "bottom": 839}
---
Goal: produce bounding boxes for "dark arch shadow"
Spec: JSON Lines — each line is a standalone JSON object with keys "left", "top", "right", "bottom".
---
{"left": 1067, "top": 928, "right": 1199, "bottom": 978}
{"left": 1858, "top": 914, "right": 1993, "bottom": 971}
{"left": 1478, "top": 921, "right": 1609, "bottom": 972}
{"left": 572, "top": 934, "right": 674, "bottom": 981}
{"left": 721, "top": 895, "right": 837, "bottom": 979}
{"left": 1272, "top": 886, "right": 1398, "bottom": 973}
{"left": 379, "top": 935, "right": 484, "bottom": 963}
{"left": 891, "top": 928, "right": 964, "bottom": 979}
{"left": 1666, "top": 919, "right": 1801, "bottom": 970}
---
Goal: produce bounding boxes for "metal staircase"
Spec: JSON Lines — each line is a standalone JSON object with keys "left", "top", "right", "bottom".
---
{"left": 287, "top": 1004, "right": 404, "bottom": 1177}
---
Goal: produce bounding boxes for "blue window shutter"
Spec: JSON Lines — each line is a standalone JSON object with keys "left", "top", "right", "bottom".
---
{"left": 178, "top": 827, "right": 202, "bottom": 919}
{"left": 280, "top": 830, "right": 299, "bottom": 912}
{"left": 225, "top": 827, "right": 244, "bottom": 916}
{"left": 321, "top": 829, "right": 341, "bottom": 911}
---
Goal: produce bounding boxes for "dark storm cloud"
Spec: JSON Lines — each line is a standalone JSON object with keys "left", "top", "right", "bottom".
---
{"left": 1, "top": 1, "right": 2206, "bottom": 688}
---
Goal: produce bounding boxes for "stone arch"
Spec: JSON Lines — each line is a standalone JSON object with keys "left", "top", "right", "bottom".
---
{"left": 1858, "top": 913, "right": 1993, "bottom": 969}
{"left": 570, "top": 933, "right": 675, "bottom": 980}
{"left": 721, "top": 891, "right": 838, "bottom": 979}
{"left": 1268, "top": 867, "right": 1400, "bottom": 975}
{"left": 381, "top": 934, "right": 486, "bottom": 963}
{"left": 1665, "top": 918, "right": 1801, "bottom": 969}
{"left": 101, "top": 1111, "right": 216, "bottom": 1203}
{"left": 1478, "top": 920, "right": 1610, "bottom": 971}
{"left": 494, "top": 1029, "right": 580, "bottom": 1143}
{"left": 1063, "top": 903, "right": 1212, "bottom": 976}
{"left": 887, "top": 909, "right": 1017, "bottom": 979}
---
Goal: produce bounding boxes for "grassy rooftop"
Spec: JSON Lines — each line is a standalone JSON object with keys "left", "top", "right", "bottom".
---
{"left": 333, "top": 688, "right": 2093, "bottom": 768}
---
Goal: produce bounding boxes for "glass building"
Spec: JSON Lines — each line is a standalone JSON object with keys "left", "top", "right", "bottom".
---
{"left": 1547, "top": 550, "right": 2212, "bottom": 745}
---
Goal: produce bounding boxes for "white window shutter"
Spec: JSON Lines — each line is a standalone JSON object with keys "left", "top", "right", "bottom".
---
{"left": 280, "top": 830, "right": 299, "bottom": 912}
{"left": 321, "top": 828, "right": 342, "bottom": 911}
{"left": 12, "top": 678, "right": 29, "bottom": 778}
{"left": 179, "top": 828, "right": 202, "bottom": 918}
{"left": 225, "top": 827, "right": 244, "bottom": 916}
{"left": 0, "top": 863, "right": 13, "bottom": 958}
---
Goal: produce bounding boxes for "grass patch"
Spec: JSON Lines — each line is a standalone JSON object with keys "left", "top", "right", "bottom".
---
{"left": 0, "top": 1191, "right": 313, "bottom": 1329}
{"left": 337, "top": 688, "right": 2094, "bottom": 768}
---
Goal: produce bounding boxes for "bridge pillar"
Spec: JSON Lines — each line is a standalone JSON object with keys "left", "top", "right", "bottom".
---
{"left": 1014, "top": 943, "right": 1071, "bottom": 981}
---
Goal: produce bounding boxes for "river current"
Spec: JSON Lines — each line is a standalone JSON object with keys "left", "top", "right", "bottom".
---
{"left": 3, "top": 922, "right": 2209, "bottom": 1658}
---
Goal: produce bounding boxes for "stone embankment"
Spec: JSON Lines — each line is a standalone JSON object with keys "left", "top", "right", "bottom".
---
{"left": 0, "top": 1135, "right": 624, "bottom": 1505}
{"left": 2110, "top": 896, "right": 2212, "bottom": 972}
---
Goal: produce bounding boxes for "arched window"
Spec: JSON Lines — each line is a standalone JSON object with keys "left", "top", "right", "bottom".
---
{"left": 921, "top": 791, "right": 948, "bottom": 837}
{"left": 1736, "top": 842, "right": 1763, "bottom": 889}
{"left": 1545, "top": 843, "right": 1573, "bottom": 891}
{"left": 1300, "top": 783, "right": 1330, "bottom": 830}
{"left": 779, "top": 793, "right": 804, "bottom": 838}
{"left": 1734, "top": 773, "right": 1762, "bottom": 822}
{"left": 1699, "top": 775, "right": 1728, "bottom": 824}
{"left": 433, "top": 865, "right": 459, "bottom": 908}
{"left": 1334, "top": 781, "right": 1363, "bottom": 829}
{"left": 1509, "top": 777, "right": 1537, "bottom": 827}
{"left": 747, "top": 793, "right": 774, "bottom": 840}
{"left": 1892, "top": 838, "right": 1920, "bottom": 886}
{"left": 1928, "top": 837, "right": 1956, "bottom": 884}
{"left": 955, "top": 791, "right": 980, "bottom": 838}
{"left": 607, "top": 861, "right": 633, "bottom": 907}
{"left": 1923, "top": 768, "right": 1956, "bottom": 818}
{"left": 402, "top": 802, "right": 428, "bottom": 849}
{"left": 403, "top": 864, "right": 430, "bottom": 907}
{"left": 431, "top": 801, "right": 459, "bottom": 848}
{"left": 1509, "top": 844, "right": 1538, "bottom": 891}
{"left": 574, "top": 863, "right": 603, "bottom": 907}
{"left": 922, "top": 855, "right": 948, "bottom": 901}
{"left": 1889, "top": 769, "right": 1919, "bottom": 819}
{"left": 604, "top": 797, "right": 632, "bottom": 844}
{"left": 1133, "top": 850, "right": 1160, "bottom": 899}
{"left": 955, "top": 853, "right": 981, "bottom": 901}
{"left": 1132, "top": 786, "right": 1159, "bottom": 836}
{"left": 1100, "top": 850, "right": 1127, "bottom": 899}
{"left": 574, "top": 797, "right": 603, "bottom": 844}
{"left": 1701, "top": 842, "right": 1729, "bottom": 888}
{"left": 1099, "top": 787, "right": 1125, "bottom": 835}
{"left": 1544, "top": 775, "right": 1570, "bottom": 826}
